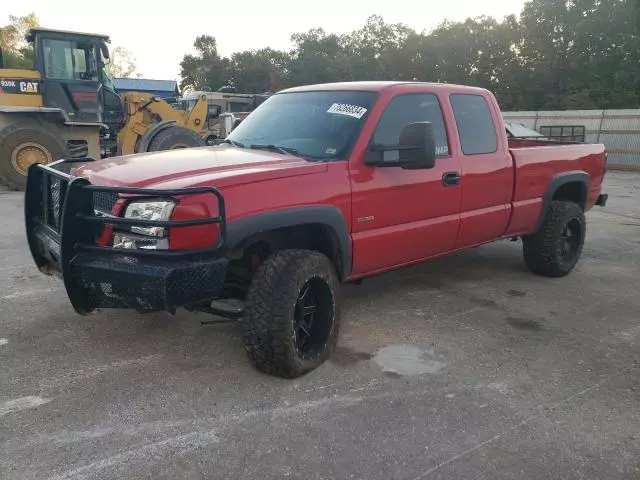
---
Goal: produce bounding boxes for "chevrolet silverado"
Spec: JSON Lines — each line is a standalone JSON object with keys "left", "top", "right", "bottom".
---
{"left": 24, "top": 81, "right": 608, "bottom": 378}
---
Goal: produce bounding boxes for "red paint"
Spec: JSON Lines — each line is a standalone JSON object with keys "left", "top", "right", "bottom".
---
{"left": 75, "top": 82, "right": 607, "bottom": 280}
{"left": 72, "top": 91, "right": 98, "bottom": 103}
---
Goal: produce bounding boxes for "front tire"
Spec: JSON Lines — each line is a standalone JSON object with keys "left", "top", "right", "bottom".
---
{"left": 523, "top": 200, "right": 586, "bottom": 277}
{"left": 241, "top": 249, "right": 340, "bottom": 378}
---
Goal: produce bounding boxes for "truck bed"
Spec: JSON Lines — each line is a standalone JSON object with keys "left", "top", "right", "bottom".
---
{"left": 505, "top": 142, "right": 607, "bottom": 235}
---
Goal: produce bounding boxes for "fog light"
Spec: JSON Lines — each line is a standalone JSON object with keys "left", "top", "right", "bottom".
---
{"left": 113, "top": 233, "right": 169, "bottom": 250}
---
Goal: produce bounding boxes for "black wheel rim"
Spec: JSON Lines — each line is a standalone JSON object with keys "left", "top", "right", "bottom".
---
{"left": 558, "top": 218, "right": 582, "bottom": 263}
{"left": 293, "top": 277, "right": 334, "bottom": 359}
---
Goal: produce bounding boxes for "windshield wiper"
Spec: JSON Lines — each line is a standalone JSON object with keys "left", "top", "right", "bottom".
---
{"left": 249, "top": 144, "right": 299, "bottom": 156}
{"left": 221, "top": 139, "right": 245, "bottom": 148}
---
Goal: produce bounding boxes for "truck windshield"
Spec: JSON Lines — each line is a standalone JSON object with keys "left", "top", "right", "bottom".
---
{"left": 226, "top": 90, "right": 377, "bottom": 161}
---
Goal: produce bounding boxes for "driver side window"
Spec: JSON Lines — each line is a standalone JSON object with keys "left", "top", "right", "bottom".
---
{"left": 373, "top": 93, "right": 450, "bottom": 160}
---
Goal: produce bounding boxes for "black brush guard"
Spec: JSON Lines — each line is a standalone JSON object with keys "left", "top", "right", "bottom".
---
{"left": 24, "top": 160, "right": 229, "bottom": 315}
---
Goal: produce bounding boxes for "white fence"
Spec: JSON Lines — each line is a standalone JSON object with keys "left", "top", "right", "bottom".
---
{"left": 502, "top": 109, "right": 640, "bottom": 170}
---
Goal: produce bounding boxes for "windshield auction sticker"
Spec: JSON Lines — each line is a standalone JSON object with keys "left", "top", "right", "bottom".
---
{"left": 327, "top": 103, "right": 368, "bottom": 119}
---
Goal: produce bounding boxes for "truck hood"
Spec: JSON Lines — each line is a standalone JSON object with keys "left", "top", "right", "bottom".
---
{"left": 72, "top": 145, "right": 327, "bottom": 189}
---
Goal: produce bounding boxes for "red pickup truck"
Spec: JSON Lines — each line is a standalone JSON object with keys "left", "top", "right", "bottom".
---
{"left": 24, "top": 81, "right": 608, "bottom": 378}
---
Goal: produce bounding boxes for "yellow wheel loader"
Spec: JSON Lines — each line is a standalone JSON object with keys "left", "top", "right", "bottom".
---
{"left": 117, "top": 91, "right": 208, "bottom": 155}
{"left": 0, "top": 28, "right": 209, "bottom": 190}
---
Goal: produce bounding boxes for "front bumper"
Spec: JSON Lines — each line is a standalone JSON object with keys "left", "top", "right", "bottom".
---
{"left": 25, "top": 160, "right": 228, "bottom": 314}
{"left": 70, "top": 251, "right": 228, "bottom": 312}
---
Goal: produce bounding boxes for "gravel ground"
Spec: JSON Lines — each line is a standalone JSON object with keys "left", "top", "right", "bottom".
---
{"left": 1, "top": 172, "right": 639, "bottom": 480}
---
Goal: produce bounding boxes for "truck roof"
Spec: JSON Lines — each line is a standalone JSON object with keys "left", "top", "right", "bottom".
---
{"left": 280, "top": 81, "right": 489, "bottom": 95}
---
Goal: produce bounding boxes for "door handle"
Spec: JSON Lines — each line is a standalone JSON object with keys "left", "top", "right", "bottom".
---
{"left": 442, "top": 172, "right": 461, "bottom": 186}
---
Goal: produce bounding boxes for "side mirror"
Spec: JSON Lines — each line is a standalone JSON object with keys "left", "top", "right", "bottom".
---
{"left": 364, "top": 122, "right": 437, "bottom": 170}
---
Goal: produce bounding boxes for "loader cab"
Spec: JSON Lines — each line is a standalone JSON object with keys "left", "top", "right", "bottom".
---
{"left": 27, "top": 28, "right": 124, "bottom": 129}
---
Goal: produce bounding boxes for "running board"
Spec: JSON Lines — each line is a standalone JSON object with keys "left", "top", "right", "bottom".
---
{"left": 200, "top": 298, "right": 244, "bottom": 320}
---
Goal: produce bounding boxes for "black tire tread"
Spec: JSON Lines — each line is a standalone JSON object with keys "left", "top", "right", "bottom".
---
{"left": 523, "top": 200, "right": 586, "bottom": 277}
{"left": 241, "top": 249, "right": 340, "bottom": 378}
{"left": 147, "top": 126, "right": 205, "bottom": 151}
{"left": 0, "top": 121, "right": 67, "bottom": 190}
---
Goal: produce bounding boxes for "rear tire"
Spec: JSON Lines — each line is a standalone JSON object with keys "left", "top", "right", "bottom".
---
{"left": 0, "top": 123, "right": 67, "bottom": 190}
{"left": 241, "top": 249, "right": 341, "bottom": 378}
{"left": 147, "top": 126, "right": 205, "bottom": 151}
{"left": 522, "top": 200, "right": 586, "bottom": 277}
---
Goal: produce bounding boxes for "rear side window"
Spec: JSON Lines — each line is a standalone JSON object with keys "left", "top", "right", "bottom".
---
{"left": 450, "top": 94, "right": 498, "bottom": 155}
{"left": 373, "top": 94, "right": 450, "bottom": 157}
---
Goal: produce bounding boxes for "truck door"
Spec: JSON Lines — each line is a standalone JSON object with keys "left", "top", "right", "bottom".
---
{"left": 448, "top": 93, "right": 514, "bottom": 248}
{"left": 350, "top": 92, "right": 462, "bottom": 275}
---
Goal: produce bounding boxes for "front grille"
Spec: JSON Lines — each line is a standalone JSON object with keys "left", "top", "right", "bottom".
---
{"left": 93, "top": 192, "right": 118, "bottom": 214}
{"left": 45, "top": 176, "right": 68, "bottom": 232}
{"left": 42, "top": 181, "right": 117, "bottom": 234}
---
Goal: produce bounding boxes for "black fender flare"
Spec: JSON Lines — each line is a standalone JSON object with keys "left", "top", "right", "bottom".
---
{"left": 136, "top": 120, "right": 177, "bottom": 152}
{"left": 225, "top": 206, "right": 352, "bottom": 279}
{"left": 534, "top": 170, "right": 590, "bottom": 232}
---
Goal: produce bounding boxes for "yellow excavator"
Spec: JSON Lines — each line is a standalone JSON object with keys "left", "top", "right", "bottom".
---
{"left": 0, "top": 28, "right": 210, "bottom": 190}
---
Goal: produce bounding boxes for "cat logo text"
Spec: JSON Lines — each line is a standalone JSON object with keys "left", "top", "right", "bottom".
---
{"left": 19, "top": 81, "right": 40, "bottom": 94}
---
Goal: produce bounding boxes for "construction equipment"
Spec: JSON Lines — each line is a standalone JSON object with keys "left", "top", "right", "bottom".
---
{"left": 116, "top": 91, "right": 208, "bottom": 155}
{"left": 180, "top": 90, "right": 272, "bottom": 144}
{"left": 0, "top": 28, "right": 207, "bottom": 190}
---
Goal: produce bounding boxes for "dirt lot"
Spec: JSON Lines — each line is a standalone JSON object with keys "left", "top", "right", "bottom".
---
{"left": 1, "top": 172, "right": 639, "bottom": 480}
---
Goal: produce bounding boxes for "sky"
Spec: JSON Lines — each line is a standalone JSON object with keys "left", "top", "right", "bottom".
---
{"left": 4, "top": 0, "right": 527, "bottom": 80}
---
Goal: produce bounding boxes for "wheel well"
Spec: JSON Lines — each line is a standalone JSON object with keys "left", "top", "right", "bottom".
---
{"left": 221, "top": 223, "right": 345, "bottom": 300}
{"left": 552, "top": 181, "right": 587, "bottom": 209}
{"left": 235, "top": 223, "right": 343, "bottom": 276}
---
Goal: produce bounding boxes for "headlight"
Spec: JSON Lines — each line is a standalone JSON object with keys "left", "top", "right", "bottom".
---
{"left": 113, "top": 200, "right": 176, "bottom": 250}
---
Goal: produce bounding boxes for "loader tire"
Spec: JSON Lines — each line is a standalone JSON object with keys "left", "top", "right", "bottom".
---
{"left": 147, "top": 126, "right": 205, "bottom": 151}
{"left": 0, "top": 123, "right": 67, "bottom": 191}
{"left": 241, "top": 249, "right": 341, "bottom": 379}
{"left": 522, "top": 200, "right": 586, "bottom": 277}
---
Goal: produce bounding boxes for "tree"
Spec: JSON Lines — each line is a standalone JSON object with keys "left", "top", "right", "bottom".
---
{"left": 345, "top": 15, "right": 416, "bottom": 81}
{"left": 179, "top": 35, "right": 230, "bottom": 92}
{"left": 287, "top": 28, "right": 351, "bottom": 85}
{"left": 518, "top": 0, "right": 639, "bottom": 109}
{"left": 178, "top": 2, "right": 640, "bottom": 109}
{"left": 427, "top": 15, "right": 525, "bottom": 109}
{"left": 107, "top": 46, "right": 141, "bottom": 78}
{"left": 0, "top": 13, "right": 38, "bottom": 69}
{"left": 228, "top": 47, "right": 288, "bottom": 93}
